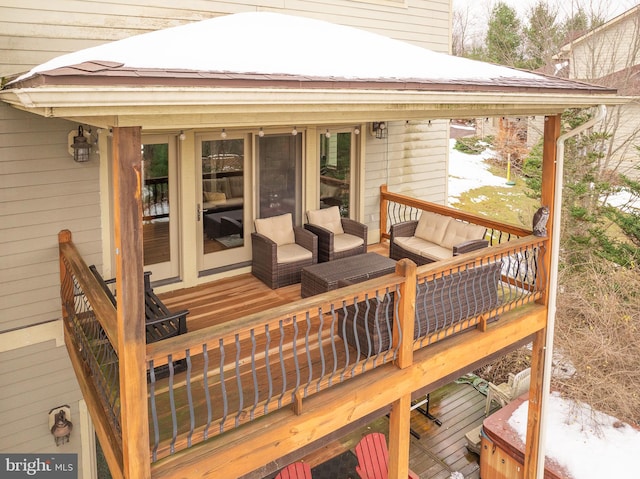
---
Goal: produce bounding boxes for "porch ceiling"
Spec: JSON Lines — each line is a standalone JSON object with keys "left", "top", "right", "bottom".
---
{"left": 0, "top": 11, "right": 624, "bottom": 129}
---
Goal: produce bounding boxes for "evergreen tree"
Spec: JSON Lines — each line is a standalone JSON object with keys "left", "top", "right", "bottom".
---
{"left": 485, "top": 2, "right": 522, "bottom": 67}
{"left": 523, "top": 1, "right": 562, "bottom": 71}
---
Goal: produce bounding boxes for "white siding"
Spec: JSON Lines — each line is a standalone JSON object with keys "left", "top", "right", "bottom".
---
{"left": 0, "top": 0, "right": 450, "bottom": 78}
{"left": 0, "top": 102, "right": 102, "bottom": 332}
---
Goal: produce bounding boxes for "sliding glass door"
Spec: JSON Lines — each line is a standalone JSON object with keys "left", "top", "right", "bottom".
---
{"left": 256, "top": 132, "right": 303, "bottom": 223}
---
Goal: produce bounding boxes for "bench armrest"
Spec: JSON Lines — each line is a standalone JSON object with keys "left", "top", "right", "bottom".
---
{"left": 453, "top": 239, "right": 489, "bottom": 255}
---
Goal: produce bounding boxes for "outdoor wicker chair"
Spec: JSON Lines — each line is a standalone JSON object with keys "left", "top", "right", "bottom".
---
{"left": 251, "top": 212, "right": 318, "bottom": 289}
{"left": 304, "top": 206, "right": 367, "bottom": 262}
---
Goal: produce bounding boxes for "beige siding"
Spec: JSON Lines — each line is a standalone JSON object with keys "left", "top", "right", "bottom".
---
{"left": 0, "top": 0, "right": 450, "bottom": 78}
{"left": 603, "top": 103, "right": 640, "bottom": 178}
{"left": 364, "top": 120, "right": 448, "bottom": 241}
{"left": 0, "top": 102, "right": 102, "bottom": 332}
{"left": 0, "top": 339, "right": 84, "bottom": 459}
{"left": 568, "top": 12, "right": 640, "bottom": 81}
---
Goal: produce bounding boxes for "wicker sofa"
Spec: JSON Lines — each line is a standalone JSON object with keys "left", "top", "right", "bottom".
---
{"left": 338, "top": 261, "right": 503, "bottom": 354}
{"left": 390, "top": 211, "right": 488, "bottom": 266}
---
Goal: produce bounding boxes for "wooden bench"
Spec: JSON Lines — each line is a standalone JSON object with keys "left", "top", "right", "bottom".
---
{"left": 89, "top": 265, "right": 189, "bottom": 377}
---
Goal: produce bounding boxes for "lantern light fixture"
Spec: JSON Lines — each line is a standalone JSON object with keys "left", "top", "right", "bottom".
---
{"left": 291, "top": 126, "right": 298, "bottom": 136}
{"left": 70, "top": 125, "right": 91, "bottom": 162}
{"left": 220, "top": 128, "right": 227, "bottom": 139}
{"left": 371, "top": 121, "right": 387, "bottom": 139}
{"left": 258, "top": 127, "right": 265, "bottom": 137}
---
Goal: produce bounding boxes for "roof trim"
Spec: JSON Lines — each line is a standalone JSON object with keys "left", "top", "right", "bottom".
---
{"left": 0, "top": 85, "right": 626, "bottom": 128}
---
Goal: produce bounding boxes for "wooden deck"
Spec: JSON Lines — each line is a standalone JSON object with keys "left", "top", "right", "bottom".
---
{"left": 151, "top": 244, "right": 484, "bottom": 476}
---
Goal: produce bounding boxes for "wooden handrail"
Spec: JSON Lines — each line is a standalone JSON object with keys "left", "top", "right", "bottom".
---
{"left": 59, "top": 231, "right": 119, "bottom": 353}
{"left": 379, "top": 184, "right": 532, "bottom": 240}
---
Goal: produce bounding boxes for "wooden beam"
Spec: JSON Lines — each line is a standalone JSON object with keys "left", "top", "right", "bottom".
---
{"left": 150, "top": 304, "right": 547, "bottom": 479}
{"left": 523, "top": 114, "right": 560, "bottom": 479}
{"left": 112, "top": 126, "right": 151, "bottom": 479}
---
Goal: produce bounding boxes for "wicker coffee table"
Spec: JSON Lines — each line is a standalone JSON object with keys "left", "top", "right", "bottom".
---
{"left": 300, "top": 252, "right": 397, "bottom": 298}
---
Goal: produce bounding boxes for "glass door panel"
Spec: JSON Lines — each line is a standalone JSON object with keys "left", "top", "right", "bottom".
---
{"left": 199, "top": 135, "right": 251, "bottom": 273}
{"left": 257, "top": 133, "right": 302, "bottom": 222}
{"left": 142, "top": 136, "right": 179, "bottom": 280}
{"left": 319, "top": 131, "right": 352, "bottom": 217}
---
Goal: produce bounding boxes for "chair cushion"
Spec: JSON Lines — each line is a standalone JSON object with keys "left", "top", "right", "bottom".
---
{"left": 277, "top": 243, "right": 313, "bottom": 264}
{"left": 254, "top": 213, "right": 295, "bottom": 246}
{"left": 333, "top": 233, "right": 364, "bottom": 253}
{"left": 307, "top": 206, "right": 344, "bottom": 235}
{"left": 440, "top": 220, "right": 486, "bottom": 249}
{"left": 414, "top": 211, "right": 451, "bottom": 245}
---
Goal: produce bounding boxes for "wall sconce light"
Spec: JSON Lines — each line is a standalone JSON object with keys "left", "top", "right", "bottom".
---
{"left": 49, "top": 405, "right": 73, "bottom": 446}
{"left": 69, "top": 125, "right": 91, "bottom": 162}
{"left": 371, "top": 121, "right": 387, "bottom": 139}
{"left": 220, "top": 128, "right": 227, "bottom": 139}
{"left": 354, "top": 126, "right": 361, "bottom": 135}
{"left": 325, "top": 129, "right": 331, "bottom": 138}
{"left": 291, "top": 126, "right": 298, "bottom": 136}
{"left": 179, "top": 130, "right": 186, "bottom": 141}
{"left": 258, "top": 127, "right": 265, "bottom": 137}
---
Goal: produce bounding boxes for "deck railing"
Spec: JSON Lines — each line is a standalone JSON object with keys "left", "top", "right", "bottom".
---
{"left": 379, "top": 184, "right": 532, "bottom": 245}
{"left": 59, "top": 217, "right": 547, "bottom": 472}
{"left": 58, "top": 231, "right": 123, "bottom": 466}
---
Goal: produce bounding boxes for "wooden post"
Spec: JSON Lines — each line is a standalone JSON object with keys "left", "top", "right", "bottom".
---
{"left": 523, "top": 114, "right": 560, "bottom": 479}
{"left": 387, "top": 394, "right": 411, "bottom": 479}
{"left": 380, "top": 184, "right": 389, "bottom": 243}
{"left": 388, "top": 258, "right": 415, "bottom": 479}
{"left": 394, "top": 258, "right": 416, "bottom": 369}
{"left": 112, "top": 127, "right": 151, "bottom": 479}
{"left": 58, "top": 229, "right": 73, "bottom": 322}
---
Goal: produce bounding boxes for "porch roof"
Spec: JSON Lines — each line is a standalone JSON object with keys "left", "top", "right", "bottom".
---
{"left": 0, "top": 12, "right": 623, "bottom": 128}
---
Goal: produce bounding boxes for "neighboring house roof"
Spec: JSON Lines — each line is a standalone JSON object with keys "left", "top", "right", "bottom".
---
{"left": 0, "top": 12, "right": 621, "bottom": 127}
{"left": 558, "top": 5, "right": 640, "bottom": 55}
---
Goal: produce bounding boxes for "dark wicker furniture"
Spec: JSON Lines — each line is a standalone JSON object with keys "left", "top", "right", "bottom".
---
{"left": 89, "top": 265, "right": 189, "bottom": 377}
{"left": 338, "top": 262, "right": 502, "bottom": 354}
{"left": 389, "top": 219, "right": 488, "bottom": 266}
{"left": 300, "top": 252, "right": 396, "bottom": 298}
{"left": 304, "top": 207, "right": 367, "bottom": 263}
{"left": 251, "top": 226, "right": 318, "bottom": 289}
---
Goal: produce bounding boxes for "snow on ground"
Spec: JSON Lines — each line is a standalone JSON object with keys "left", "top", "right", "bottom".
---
{"left": 509, "top": 392, "right": 640, "bottom": 479}
{"left": 448, "top": 139, "right": 507, "bottom": 204}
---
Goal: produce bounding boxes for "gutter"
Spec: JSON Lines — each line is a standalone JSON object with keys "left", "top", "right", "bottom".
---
{"left": 536, "top": 104, "right": 607, "bottom": 479}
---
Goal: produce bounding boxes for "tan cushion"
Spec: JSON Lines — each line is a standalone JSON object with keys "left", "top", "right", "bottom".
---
{"left": 414, "top": 211, "right": 451, "bottom": 245}
{"left": 394, "top": 236, "right": 452, "bottom": 261}
{"left": 203, "top": 177, "right": 231, "bottom": 198}
{"left": 440, "top": 221, "right": 486, "bottom": 249}
{"left": 307, "top": 206, "right": 344, "bottom": 235}
{"left": 204, "top": 191, "right": 226, "bottom": 203}
{"left": 254, "top": 213, "right": 295, "bottom": 246}
{"left": 333, "top": 233, "right": 364, "bottom": 253}
{"left": 227, "top": 176, "right": 244, "bottom": 198}
{"left": 277, "top": 243, "right": 312, "bottom": 264}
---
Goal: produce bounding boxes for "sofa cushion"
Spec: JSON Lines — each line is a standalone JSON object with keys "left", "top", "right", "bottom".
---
{"left": 204, "top": 191, "right": 226, "bottom": 203}
{"left": 277, "top": 243, "right": 313, "bottom": 263}
{"left": 395, "top": 236, "right": 452, "bottom": 261}
{"left": 440, "top": 220, "right": 486, "bottom": 249}
{"left": 414, "top": 211, "right": 451, "bottom": 245}
{"left": 227, "top": 176, "right": 244, "bottom": 198}
{"left": 254, "top": 213, "right": 295, "bottom": 246}
{"left": 307, "top": 206, "right": 344, "bottom": 235}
